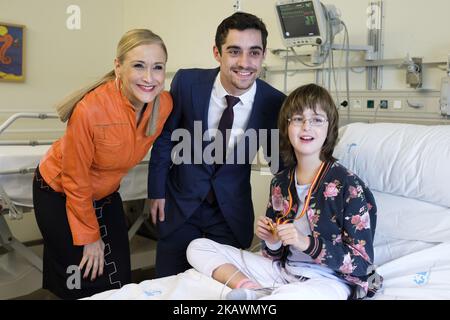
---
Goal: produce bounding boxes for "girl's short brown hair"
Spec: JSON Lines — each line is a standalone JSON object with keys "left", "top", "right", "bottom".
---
{"left": 277, "top": 83, "right": 339, "bottom": 166}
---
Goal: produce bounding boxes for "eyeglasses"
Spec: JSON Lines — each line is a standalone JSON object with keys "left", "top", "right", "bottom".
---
{"left": 287, "top": 115, "right": 328, "bottom": 127}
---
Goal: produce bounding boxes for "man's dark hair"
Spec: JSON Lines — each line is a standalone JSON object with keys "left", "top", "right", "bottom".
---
{"left": 215, "top": 12, "right": 268, "bottom": 54}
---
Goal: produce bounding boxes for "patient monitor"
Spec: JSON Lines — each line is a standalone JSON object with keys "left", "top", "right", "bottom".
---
{"left": 276, "top": 0, "right": 328, "bottom": 47}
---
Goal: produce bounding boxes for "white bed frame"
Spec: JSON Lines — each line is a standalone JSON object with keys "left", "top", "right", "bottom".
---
{"left": 0, "top": 113, "right": 61, "bottom": 272}
{"left": 0, "top": 113, "right": 153, "bottom": 276}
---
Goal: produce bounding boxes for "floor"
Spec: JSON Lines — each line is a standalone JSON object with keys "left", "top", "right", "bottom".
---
{"left": 4, "top": 210, "right": 158, "bottom": 300}
{"left": 13, "top": 267, "right": 156, "bottom": 300}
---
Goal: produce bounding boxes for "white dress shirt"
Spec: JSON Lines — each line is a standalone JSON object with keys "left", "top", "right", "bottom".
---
{"left": 207, "top": 73, "right": 257, "bottom": 155}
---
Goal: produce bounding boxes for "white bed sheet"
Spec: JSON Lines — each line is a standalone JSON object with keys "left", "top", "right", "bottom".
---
{"left": 0, "top": 145, "right": 150, "bottom": 207}
{"left": 373, "top": 242, "right": 450, "bottom": 299}
{"left": 88, "top": 269, "right": 230, "bottom": 300}
{"left": 83, "top": 122, "right": 450, "bottom": 300}
{"left": 88, "top": 241, "right": 450, "bottom": 300}
{"left": 87, "top": 189, "right": 450, "bottom": 300}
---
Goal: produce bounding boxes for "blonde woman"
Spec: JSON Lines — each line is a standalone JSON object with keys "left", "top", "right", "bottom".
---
{"left": 32, "top": 29, "right": 172, "bottom": 299}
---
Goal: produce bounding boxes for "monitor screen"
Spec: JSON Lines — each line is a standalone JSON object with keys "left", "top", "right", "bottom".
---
{"left": 277, "top": 1, "right": 320, "bottom": 39}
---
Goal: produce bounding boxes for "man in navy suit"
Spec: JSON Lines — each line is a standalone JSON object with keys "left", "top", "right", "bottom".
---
{"left": 148, "top": 12, "right": 286, "bottom": 277}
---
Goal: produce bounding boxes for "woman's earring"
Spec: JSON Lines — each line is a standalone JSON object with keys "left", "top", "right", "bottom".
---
{"left": 115, "top": 76, "right": 121, "bottom": 90}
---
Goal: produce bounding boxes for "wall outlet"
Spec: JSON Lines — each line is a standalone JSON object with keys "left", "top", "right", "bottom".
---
{"left": 351, "top": 99, "right": 362, "bottom": 109}
{"left": 393, "top": 100, "right": 402, "bottom": 109}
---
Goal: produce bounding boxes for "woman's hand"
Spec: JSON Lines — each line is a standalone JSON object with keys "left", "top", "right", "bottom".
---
{"left": 276, "top": 223, "right": 310, "bottom": 251}
{"left": 256, "top": 217, "right": 280, "bottom": 245}
{"left": 79, "top": 238, "right": 105, "bottom": 281}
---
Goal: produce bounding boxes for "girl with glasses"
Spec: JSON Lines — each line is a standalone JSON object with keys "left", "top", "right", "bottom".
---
{"left": 187, "top": 83, "right": 382, "bottom": 300}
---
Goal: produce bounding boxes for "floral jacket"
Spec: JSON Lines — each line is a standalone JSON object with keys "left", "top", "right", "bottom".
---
{"left": 262, "top": 161, "right": 383, "bottom": 299}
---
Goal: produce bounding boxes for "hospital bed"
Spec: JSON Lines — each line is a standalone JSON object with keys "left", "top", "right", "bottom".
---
{"left": 87, "top": 122, "right": 450, "bottom": 300}
{"left": 0, "top": 113, "right": 153, "bottom": 280}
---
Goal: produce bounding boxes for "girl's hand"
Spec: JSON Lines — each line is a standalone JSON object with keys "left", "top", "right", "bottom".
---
{"left": 276, "top": 223, "right": 310, "bottom": 251}
{"left": 256, "top": 216, "right": 280, "bottom": 244}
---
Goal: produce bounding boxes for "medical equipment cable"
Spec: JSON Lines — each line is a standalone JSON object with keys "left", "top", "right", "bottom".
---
{"left": 218, "top": 162, "right": 328, "bottom": 298}
{"left": 374, "top": 98, "right": 380, "bottom": 123}
{"left": 331, "top": 20, "right": 350, "bottom": 111}
{"left": 326, "top": 7, "right": 333, "bottom": 91}
{"left": 342, "top": 21, "right": 351, "bottom": 123}
{"left": 217, "top": 160, "right": 329, "bottom": 299}
{"left": 219, "top": 268, "right": 242, "bottom": 299}
{"left": 220, "top": 169, "right": 328, "bottom": 300}
{"left": 288, "top": 12, "right": 333, "bottom": 70}
{"left": 218, "top": 234, "right": 289, "bottom": 299}
{"left": 218, "top": 247, "right": 280, "bottom": 299}
{"left": 328, "top": 43, "right": 332, "bottom": 91}
{"left": 289, "top": 47, "right": 320, "bottom": 68}
{"left": 331, "top": 45, "right": 340, "bottom": 107}
{"left": 284, "top": 47, "right": 289, "bottom": 93}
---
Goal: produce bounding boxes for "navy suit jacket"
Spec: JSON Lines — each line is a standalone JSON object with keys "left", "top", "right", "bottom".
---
{"left": 148, "top": 68, "right": 286, "bottom": 247}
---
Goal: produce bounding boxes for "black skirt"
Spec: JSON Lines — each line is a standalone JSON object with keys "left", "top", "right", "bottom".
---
{"left": 32, "top": 166, "right": 131, "bottom": 299}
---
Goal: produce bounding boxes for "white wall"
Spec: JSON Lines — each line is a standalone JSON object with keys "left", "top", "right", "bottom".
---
{"left": 1, "top": 0, "right": 124, "bottom": 241}
{"left": 0, "top": 0, "right": 124, "bottom": 121}
{"left": 123, "top": 0, "right": 450, "bottom": 92}
{"left": 121, "top": 0, "right": 450, "bottom": 230}
{"left": 124, "top": 0, "right": 243, "bottom": 73}
{"left": 2, "top": 0, "right": 450, "bottom": 242}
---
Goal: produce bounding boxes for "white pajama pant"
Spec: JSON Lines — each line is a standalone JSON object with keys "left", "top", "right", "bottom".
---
{"left": 187, "top": 238, "right": 351, "bottom": 300}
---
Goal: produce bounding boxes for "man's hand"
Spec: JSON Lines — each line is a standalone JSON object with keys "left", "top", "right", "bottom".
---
{"left": 148, "top": 198, "right": 165, "bottom": 224}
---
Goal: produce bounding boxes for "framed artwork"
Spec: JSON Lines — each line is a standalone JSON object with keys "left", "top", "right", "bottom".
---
{"left": 0, "top": 22, "right": 25, "bottom": 82}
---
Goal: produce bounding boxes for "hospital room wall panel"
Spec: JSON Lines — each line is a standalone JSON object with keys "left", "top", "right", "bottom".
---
{"left": 335, "top": 91, "right": 450, "bottom": 126}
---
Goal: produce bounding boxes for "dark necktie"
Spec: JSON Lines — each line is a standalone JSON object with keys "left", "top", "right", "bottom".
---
{"left": 217, "top": 95, "right": 240, "bottom": 163}
{"left": 206, "top": 95, "right": 240, "bottom": 205}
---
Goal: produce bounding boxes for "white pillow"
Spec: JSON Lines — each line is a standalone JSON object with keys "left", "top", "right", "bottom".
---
{"left": 371, "top": 190, "right": 450, "bottom": 265}
{"left": 334, "top": 122, "right": 450, "bottom": 208}
{"left": 374, "top": 235, "right": 435, "bottom": 266}
{"left": 372, "top": 191, "right": 450, "bottom": 243}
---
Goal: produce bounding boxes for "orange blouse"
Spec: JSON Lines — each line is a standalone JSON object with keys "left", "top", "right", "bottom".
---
{"left": 39, "top": 80, "right": 173, "bottom": 245}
